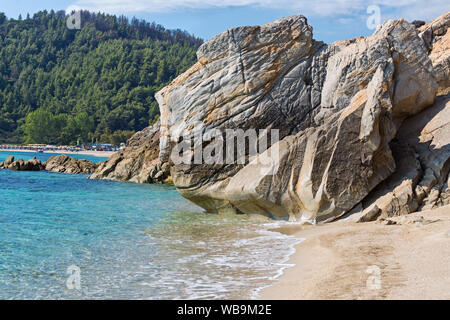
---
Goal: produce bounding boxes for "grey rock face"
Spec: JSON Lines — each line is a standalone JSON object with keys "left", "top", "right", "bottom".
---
{"left": 156, "top": 15, "right": 438, "bottom": 222}
{"left": 342, "top": 13, "right": 450, "bottom": 222}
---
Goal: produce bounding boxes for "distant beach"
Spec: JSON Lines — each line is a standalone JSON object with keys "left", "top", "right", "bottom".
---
{"left": 0, "top": 148, "right": 114, "bottom": 158}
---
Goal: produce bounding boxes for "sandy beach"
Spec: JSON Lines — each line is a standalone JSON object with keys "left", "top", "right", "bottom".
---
{"left": 0, "top": 148, "right": 115, "bottom": 158}
{"left": 261, "top": 205, "right": 450, "bottom": 300}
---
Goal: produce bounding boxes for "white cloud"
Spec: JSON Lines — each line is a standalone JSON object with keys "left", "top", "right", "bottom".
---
{"left": 66, "top": 0, "right": 449, "bottom": 21}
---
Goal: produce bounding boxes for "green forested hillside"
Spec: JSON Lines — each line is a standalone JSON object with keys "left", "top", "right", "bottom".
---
{"left": 0, "top": 10, "right": 201, "bottom": 145}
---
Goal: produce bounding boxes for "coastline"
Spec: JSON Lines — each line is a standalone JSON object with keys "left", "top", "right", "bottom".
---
{"left": 260, "top": 205, "right": 450, "bottom": 300}
{"left": 0, "top": 148, "right": 114, "bottom": 158}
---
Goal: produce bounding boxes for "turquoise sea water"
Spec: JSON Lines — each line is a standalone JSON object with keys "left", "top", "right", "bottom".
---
{"left": 0, "top": 151, "right": 299, "bottom": 299}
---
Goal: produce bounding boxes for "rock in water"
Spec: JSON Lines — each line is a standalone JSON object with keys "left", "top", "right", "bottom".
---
{"left": 22, "top": 157, "right": 45, "bottom": 171}
{"left": 1, "top": 155, "right": 95, "bottom": 173}
{"left": 155, "top": 15, "right": 438, "bottom": 222}
{"left": 44, "top": 155, "right": 97, "bottom": 174}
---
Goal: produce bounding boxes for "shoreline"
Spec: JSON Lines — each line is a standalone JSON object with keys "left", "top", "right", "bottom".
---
{"left": 0, "top": 148, "right": 115, "bottom": 158}
{"left": 260, "top": 205, "right": 450, "bottom": 300}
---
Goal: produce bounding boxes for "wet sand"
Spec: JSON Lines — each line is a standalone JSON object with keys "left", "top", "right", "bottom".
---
{"left": 261, "top": 205, "right": 450, "bottom": 299}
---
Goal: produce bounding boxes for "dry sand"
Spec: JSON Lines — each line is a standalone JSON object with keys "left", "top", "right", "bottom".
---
{"left": 0, "top": 148, "right": 114, "bottom": 158}
{"left": 261, "top": 205, "right": 450, "bottom": 300}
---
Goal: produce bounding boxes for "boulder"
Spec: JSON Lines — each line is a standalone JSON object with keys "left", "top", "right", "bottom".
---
{"left": 419, "top": 12, "right": 450, "bottom": 92}
{"left": 1, "top": 155, "right": 93, "bottom": 173}
{"left": 156, "top": 16, "right": 437, "bottom": 222}
{"left": 0, "top": 156, "right": 44, "bottom": 171}
{"left": 8, "top": 158, "right": 23, "bottom": 171}
{"left": 4, "top": 155, "right": 14, "bottom": 166}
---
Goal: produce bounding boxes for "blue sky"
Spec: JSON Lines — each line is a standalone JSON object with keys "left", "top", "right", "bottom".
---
{"left": 1, "top": 1, "right": 448, "bottom": 43}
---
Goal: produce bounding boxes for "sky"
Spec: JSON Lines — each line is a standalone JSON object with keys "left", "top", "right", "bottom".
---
{"left": 1, "top": 0, "right": 449, "bottom": 43}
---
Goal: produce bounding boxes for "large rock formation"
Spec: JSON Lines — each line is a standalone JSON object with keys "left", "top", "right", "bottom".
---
{"left": 154, "top": 15, "right": 439, "bottom": 222}
{"left": 89, "top": 121, "right": 172, "bottom": 184}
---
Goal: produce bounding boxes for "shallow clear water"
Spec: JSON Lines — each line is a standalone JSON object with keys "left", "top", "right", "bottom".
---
{"left": 0, "top": 151, "right": 299, "bottom": 299}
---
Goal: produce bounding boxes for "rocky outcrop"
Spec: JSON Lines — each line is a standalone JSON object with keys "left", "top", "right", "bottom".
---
{"left": 44, "top": 155, "right": 97, "bottom": 174}
{"left": 84, "top": 12, "right": 449, "bottom": 223}
{"left": 89, "top": 121, "right": 172, "bottom": 184}
{"left": 0, "top": 156, "right": 45, "bottom": 171}
{"left": 346, "top": 93, "right": 450, "bottom": 222}
{"left": 418, "top": 12, "right": 450, "bottom": 92}
{"left": 155, "top": 15, "right": 438, "bottom": 222}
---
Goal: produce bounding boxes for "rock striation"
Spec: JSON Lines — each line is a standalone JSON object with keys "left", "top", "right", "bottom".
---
{"left": 44, "top": 155, "right": 97, "bottom": 174}
{"left": 342, "top": 13, "right": 450, "bottom": 222}
{"left": 0, "top": 156, "right": 45, "bottom": 171}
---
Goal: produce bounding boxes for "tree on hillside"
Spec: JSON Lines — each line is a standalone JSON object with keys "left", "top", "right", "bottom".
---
{"left": 0, "top": 10, "right": 202, "bottom": 144}
{"left": 22, "top": 109, "right": 58, "bottom": 144}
